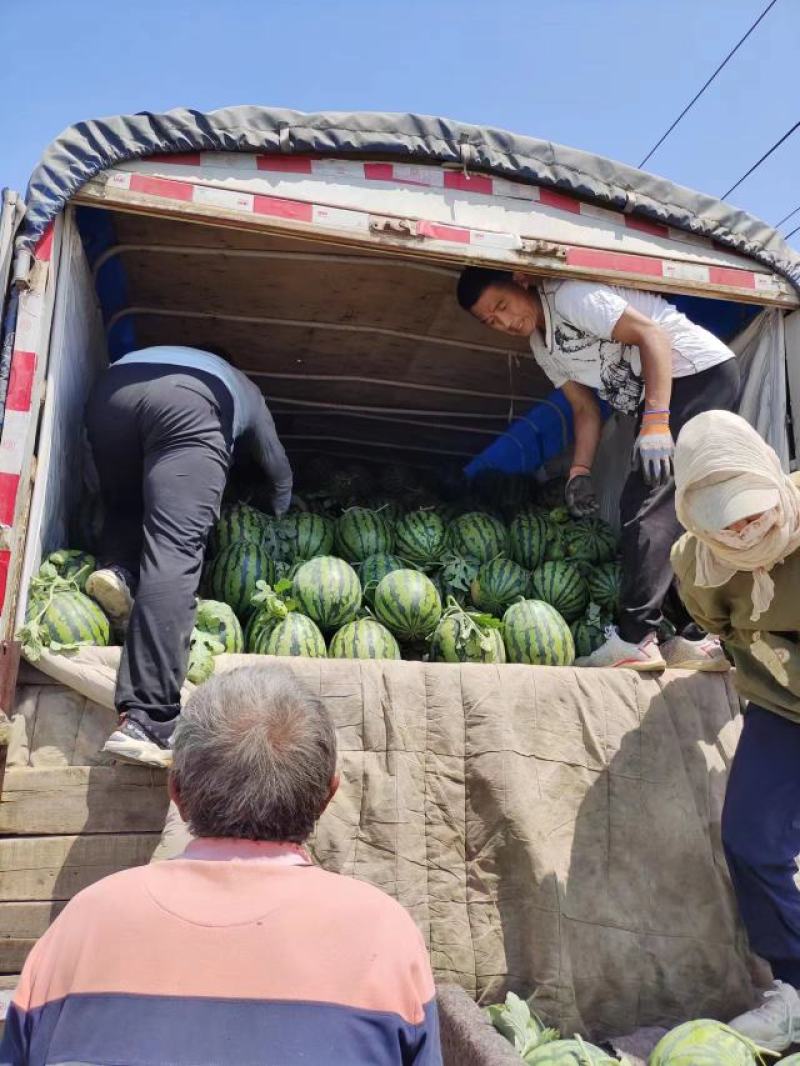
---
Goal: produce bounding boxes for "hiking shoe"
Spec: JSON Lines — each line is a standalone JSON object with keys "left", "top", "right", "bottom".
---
{"left": 103, "top": 716, "right": 175, "bottom": 769}
{"left": 86, "top": 566, "right": 135, "bottom": 629}
{"left": 661, "top": 635, "right": 730, "bottom": 672}
{"left": 575, "top": 626, "right": 666, "bottom": 672}
{"left": 728, "top": 979, "right": 800, "bottom": 1053}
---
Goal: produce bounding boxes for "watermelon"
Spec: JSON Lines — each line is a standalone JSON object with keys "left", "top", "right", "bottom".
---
{"left": 42, "top": 550, "right": 96, "bottom": 590}
{"left": 470, "top": 557, "right": 530, "bottom": 615}
{"left": 562, "top": 518, "right": 618, "bottom": 564}
{"left": 449, "top": 512, "right": 508, "bottom": 563}
{"left": 261, "top": 613, "right": 327, "bottom": 657}
{"left": 430, "top": 609, "right": 506, "bottom": 664}
{"left": 336, "top": 508, "right": 394, "bottom": 562}
{"left": 587, "top": 561, "right": 622, "bottom": 615}
{"left": 434, "top": 554, "right": 481, "bottom": 606}
{"left": 530, "top": 561, "right": 588, "bottom": 623}
{"left": 208, "top": 542, "right": 275, "bottom": 616}
{"left": 650, "top": 1019, "right": 770, "bottom": 1066}
{"left": 292, "top": 556, "right": 362, "bottom": 630}
{"left": 359, "top": 552, "right": 405, "bottom": 606}
{"left": 30, "top": 589, "right": 110, "bottom": 650}
{"left": 509, "top": 513, "right": 550, "bottom": 570}
{"left": 280, "top": 512, "right": 335, "bottom": 560}
{"left": 374, "top": 569, "right": 442, "bottom": 641}
{"left": 394, "top": 510, "right": 448, "bottom": 568}
{"left": 245, "top": 608, "right": 279, "bottom": 653}
{"left": 212, "top": 503, "right": 268, "bottom": 553}
{"left": 503, "top": 599, "right": 575, "bottom": 666}
{"left": 195, "top": 599, "right": 244, "bottom": 654}
{"left": 777, "top": 1056, "right": 800, "bottom": 1064}
{"left": 365, "top": 497, "right": 404, "bottom": 524}
{"left": 524, "top": 1038, "right": 619, "bottom": 1064}
{"left": 329, "top": 618, "right": 401, "bottom": 660}
{"left": 570, "top": 605, "right": 609, "bottom": 659}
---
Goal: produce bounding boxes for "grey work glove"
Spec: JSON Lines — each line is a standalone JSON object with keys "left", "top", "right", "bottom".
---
{"left": 634, "top": 424, "right": 675, "bottom": 487}
{"left": 565, "top": 474, "right": 599, "bottom": 518}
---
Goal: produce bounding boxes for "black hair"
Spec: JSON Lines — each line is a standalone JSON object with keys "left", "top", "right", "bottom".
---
{"left": 456, "top": 267, "right": 515, "bottom": 312}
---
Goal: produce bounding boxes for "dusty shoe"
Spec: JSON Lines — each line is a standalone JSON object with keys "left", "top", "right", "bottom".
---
{"left": 576, "top": 626, "right": 666, "bottom": 672}
{"left": 728, "top": 979, "right": 800, "bottom": 1053}
{"left": 103, "top": 715, "right": 175, "bottom": 769}
{"left": 661, "top": 635, "right": 730, "bottom": 672}
{"left": 86, "top": 566, "right": 134, "bottom": 629}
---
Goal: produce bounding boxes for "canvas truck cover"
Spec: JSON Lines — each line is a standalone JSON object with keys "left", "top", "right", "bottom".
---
{"left": 15, "top": 106, "right": 800, "bottom": 293}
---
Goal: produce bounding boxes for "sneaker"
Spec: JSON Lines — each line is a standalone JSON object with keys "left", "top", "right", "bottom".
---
{"left": 575, "top": 626, "right": 666, "bottom": 672}
{"left": 103, "top": 716, "right": 174, "bottom": 769}
{"left": 661, "top": 635, "right": 730, "bottom": 672}
{"left": 86, "top": 566, "right": 134, "bottom": 629}
{"left": 728, "top": 979, "right": 800, "bottom": 1053}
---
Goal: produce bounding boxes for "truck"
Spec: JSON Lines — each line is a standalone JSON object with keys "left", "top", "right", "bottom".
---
{"left": 0, "top": 106, "right": 798, "bottom": 1046}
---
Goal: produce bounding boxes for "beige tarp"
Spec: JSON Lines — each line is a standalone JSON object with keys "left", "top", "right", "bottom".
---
{"left": 24, "top": 647, "right": 760, "bottom": 1039}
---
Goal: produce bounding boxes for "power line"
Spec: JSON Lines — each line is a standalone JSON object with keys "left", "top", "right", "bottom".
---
{"left": 638, "top": 0, "right": 781, "bottom": 169}
{"left": 721, "top": 119, "right": 800, "bottom": 199}
{"left": 785, "top": 222, "right": 800, "bottom": 241}
{"left": 775, "top": 204, "right": 800, "bottom": 228}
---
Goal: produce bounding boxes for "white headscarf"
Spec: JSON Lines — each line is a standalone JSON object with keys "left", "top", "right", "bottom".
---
{"left": 674, "top": 410, "right": 800, "bottom": 622}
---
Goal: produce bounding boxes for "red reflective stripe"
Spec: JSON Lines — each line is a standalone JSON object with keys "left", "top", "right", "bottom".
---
{"left": 5, "top": 351, "right": 35, "bottom": 412}
{"left": 253, "top": 195, "right": 313, "bottom": 222}
{"left": 129, "top": 174, "right": 194, "bottom": 202}
{"left": 363, "top": 163, "right": 395, "bottom": 182}
{"left": 566, "top": 246, "right": 663, "bottom": 277}
{"left": 539, "top": 188, "right": 582, "bottom": 215}
{"left": 443, "top": 171, "right": 493, "bottom": 195}
{"left": 625, "top": 216, "right": 670, "bottom": 238}
{"left": 708, "top": 265, "right": 757, "bottom": 290}
{"left": 0, "top": 473, "right": 20, "bottom": 525}
{"left": 257, "top": 156, "right": 313, "bottom": 174}
{"left": 157, "top": 153, "right": 202, "bottom": 166}
{"left": 0, "top": 549, "right": 9, "bottom": 612}
{"left": 34, "top": 226, "right": 54, "bottom": 263}
{"left": 417, "top": 220, "right": 471, "bottom": 244}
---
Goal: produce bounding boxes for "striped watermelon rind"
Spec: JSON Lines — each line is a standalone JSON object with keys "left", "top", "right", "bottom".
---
{"left": 470, "top": 557, "right": 530, "bottom": 615}
{"left": 292, "top": 556, "right": 362, "bottom": 630}
{"left": 358, "top": 552, "right": 405, "bottom": 606}
{"left": 336, "top": 508, "right": 394, "bottom": 562}
{"left": 570, "top": 606, "right": 608, "bottom": 659}
{"left": 262, "top": 613, "right": 327, "bottom": 657}
{"left": 649, "top": 1020, "right": 769, "bottom": 1066}
{"left": 211, "top": 503, "right": 269, "bottom": 554}
{"left": 503, "top": 599, "right": 575, "bottom": 666}
{"left": 246, "top": 609, "right": 280, "bottom": 654}
{"left": 562, "top": 518, "right": 618, "bottom": 564}
{"left": 530, "top": 561, "right": 588, "bottom": 623}
{"left": 449, "top": 512, "right": 509, "bottom": 563}
{"left": 329, "top": 619, "right": 401, "bottom": 660}
{"left": 394, "top": 511, "right": 448, "bottom": 568}
{"left": 208, "top": 542, "right": 275, "bottom": 616}
{"left": 524, "top": 1038, "right": 619, "bottom": 1064}
{"left": 43, "top": 550, "right": 96, "bottom": 591}
{"left": 509, "top": 513, "right": 549, "bottom": 570}
{"left": 374, "top": 569, "right": 442, "bottom": 641}
{"left": 195, "top": 598, "right": 244, "bottom": 654}
{"left": 280, "top": 512, "right": 335, "bottom": 560}
{"left": 430, "top": 611, "right": 506, "bottom": 664}
{"left": 587, "top": 561, "right": 622, "bottom": 614}
{"left": 35, "top": 590, "right": 110, "bottom": 650}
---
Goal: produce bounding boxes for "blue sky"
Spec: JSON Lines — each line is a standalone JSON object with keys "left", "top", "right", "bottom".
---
{"left": 1, "top": 0, "right": 798, "bottom": 245}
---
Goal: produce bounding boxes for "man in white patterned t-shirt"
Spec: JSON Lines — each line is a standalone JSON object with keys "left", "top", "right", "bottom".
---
{"left": 457, "top": 267, "right": 740, "bottom": 671}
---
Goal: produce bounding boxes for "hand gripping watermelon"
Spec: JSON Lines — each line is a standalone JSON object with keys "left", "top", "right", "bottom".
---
{"left": 374, "top": 569, "right": 442, "bottom": 641}
{"left": 430, "top": 604, "right": 506, "bottom": 664}
{"left": 358, "top": 552, "right": 405, "bottom": 606}
{"left": 394, "top": 510, "right": 448, "bottom": 568}
{"left": 329, "top": 618, "right": 401, "bottom": 660}
{"left": 470, "top": 557, "right": 531, "bottom": 615}
{"left": 449, "top": 512, "right": 508, "bottom": 563}
{"left": 263, "top": 613, "right": 327, "bottom": 657}
{"left": 208, "top": 542, "right": 275, "bottom": 617}
{"left": 336, "top": 507, "right": 394, "bottom": 562}
{"left": 649, "top": 1019, "right": 773, "bottom": 1065}
{"left": 195, "top": 599, "right": 244, "bottom": 654}
{"left": 503, "top": 599, "right": 575, "bottom": 666}
{"left": 292, "top": 556, "right": 362, "bottom": 630}
{"left": 530, "top": 561, "right": 589, "bottom": 623}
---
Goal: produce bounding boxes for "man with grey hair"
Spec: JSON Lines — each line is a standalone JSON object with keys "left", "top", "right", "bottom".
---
{"left": 2, "top": 665, "right": 442, "bottom": 1066}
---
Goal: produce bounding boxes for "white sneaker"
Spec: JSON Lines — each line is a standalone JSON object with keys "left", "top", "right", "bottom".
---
{"left": 575, "top": 626, "right": 666, "bottom": 672}
{"left": 661, "top": 635, "right": 730, "bottom": 672}
{"left": 86, "top": 566, "right": 134, "bottom": 628}
{"left": 728, "top": 979, "right": 800, "bottom": 1053}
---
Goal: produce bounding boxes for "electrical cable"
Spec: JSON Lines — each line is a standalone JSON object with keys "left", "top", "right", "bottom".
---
{"left": 721, "top": 118, "right": 800, "bottom": 199}
{"left": 775, "top": 204, "right": 800, "bottom": 228}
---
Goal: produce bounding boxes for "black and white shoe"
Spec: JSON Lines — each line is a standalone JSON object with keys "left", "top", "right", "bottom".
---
{"left": 103, "top": 716, "right": 175, "bottom": 769}
{"left": 86, "top": 566, "right": 135, "bottom": 630}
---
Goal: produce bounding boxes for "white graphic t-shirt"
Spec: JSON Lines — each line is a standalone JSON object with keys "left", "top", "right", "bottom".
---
{"left": 530, "top": 280, "right": 735, "bottom": 414}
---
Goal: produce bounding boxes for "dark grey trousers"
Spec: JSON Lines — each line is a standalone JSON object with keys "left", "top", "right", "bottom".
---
{"left": 85, "top": 364, "right": 233, "bottom": 724}
{"left": 618, "top": 358, "right": 741, "bottom": 643}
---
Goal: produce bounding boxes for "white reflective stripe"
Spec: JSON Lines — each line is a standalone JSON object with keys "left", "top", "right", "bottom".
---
{"left": 662, "top": 261, "right": 711, "bottom": 283}
{"left": 311, "top": 205, "right": 370, "bottom": 232}
{"left": 15, "top": 291, "right": 46, "bottom": 352}
{"left": 192, "top": 185, "right": 255, "bottom": 212}
{"left": 470, "top": 229, "right": 523, "bottom": 250}
{"left": 107, "top": 171, "right": 133, "bottom": 191}
{"left": 0, "top": 410, "right": 30, "bottom": 474}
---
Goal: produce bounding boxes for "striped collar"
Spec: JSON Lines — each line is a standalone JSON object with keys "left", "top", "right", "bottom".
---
{"left": 181, "top": 838, "right": 313, "bottom": 865}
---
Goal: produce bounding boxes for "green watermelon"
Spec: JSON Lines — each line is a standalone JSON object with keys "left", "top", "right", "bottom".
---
{"left": 245, "top": 608, "right": 279, "bottom": 653}
{"left": 374, "top": 569, "right": 442, "bottom": 641}
{"left": 562, "top": 518, "right": 618, "bottom": 564}
{"left": 280, "top": 512, "right": 335, "bottom": 560}
{"left": 394, "top": 511, "right": 448, "bottom": 568}
{"left": 434, "top": 554, "right": 481, "bottom": 606}
{"left": 212, "top": 503, "right": 268, "bottom": 553}
{"left": 359, "top": 552, "right": 405, "bottom": 606}
{"left": 587, "top": 561, "right": 622, "bottom": 615}
{"left": 530, "top": 561, "right": 588, "bottom": 622}
{"left": 292, "top": 556, "right": 362, "bottom": 630}
{"left": 509, "top": 512, "right": 550, "bottom": 570}
{"left": 42, "top": 550, "right": 96, "bottom": 590}
{"left": 365, "top": 497, "right": 404, "bottom": 524}
{"left": 329, "top": 462, "right": 375, "bottom": 502}
{"left": 777, "top": 1055, "right": 800, "bottom": 1064}
{"left": 470, "top": 557, "right": 530, "bottom": 615}
{"left": 262, "top": 613, "right": 327, "bottom": 657}
{"left": 449, "top": 512, "right": 508, "bottom": 562}
{"left": 430, "top": 609, "right": 506, "bottom": 664}
{"left": 329, "top": 619, "right": 401, "bottom": 660}
{"left": 650, "top": 1019, "right": 769, "bottom": 1066}
{"left": 336, "top": 508, "right": 394, "bottom": 562}
{"left": 208, "top": 542, "right": 275, "bottom": 616}
{"left": 570, "top": 605, "right": 609, "bottom": 658}
{"left": 524, "top": 1038, "right": 619, "bottom": 1064}
{"left": 195, "top": 599, "right": 244, "bottom": 654}
{"left": 503, "top": 599, "right": 575, "bottom": 666}
{"left": 30, "top": 590, "right": 110, "bottom": 650}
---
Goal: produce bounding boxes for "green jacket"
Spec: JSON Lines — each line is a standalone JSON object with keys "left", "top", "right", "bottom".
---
{"left": 671, "top": 532, "right": 800, "bottom": 722}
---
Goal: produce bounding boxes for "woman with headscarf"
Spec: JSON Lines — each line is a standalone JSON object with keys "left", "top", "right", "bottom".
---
{"left": 671, "top": 409, "right": 800, "bottom": 1053}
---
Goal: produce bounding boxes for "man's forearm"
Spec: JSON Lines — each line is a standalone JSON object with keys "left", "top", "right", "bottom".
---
{"left": 571, "top": 406, "right": 603, "bottom": 472}
{"left": 638, "top": 328, "right": 673, "bottom": 412}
